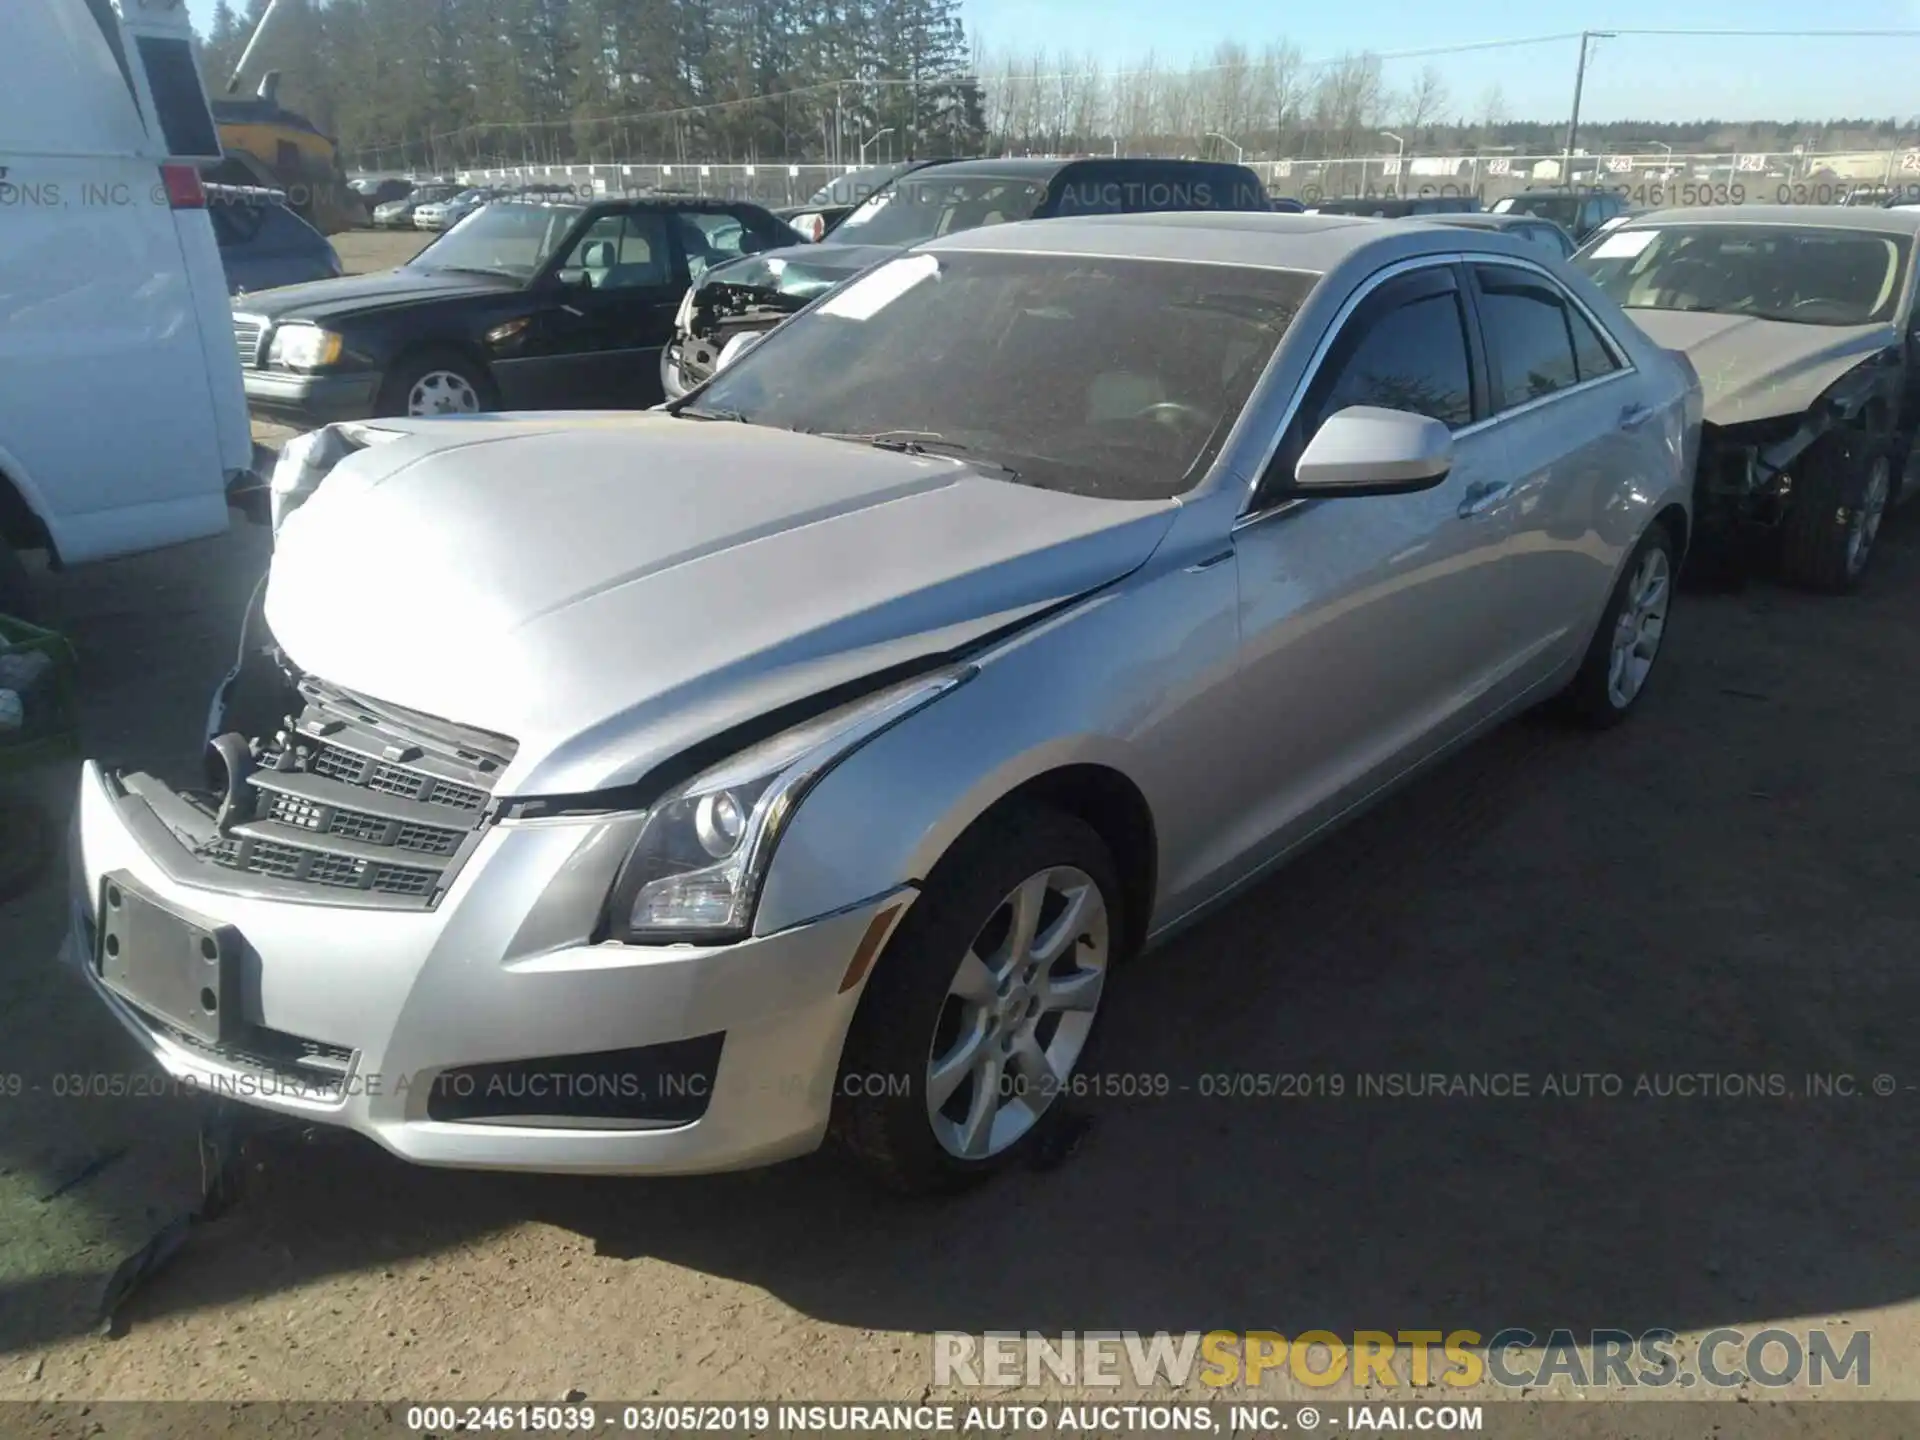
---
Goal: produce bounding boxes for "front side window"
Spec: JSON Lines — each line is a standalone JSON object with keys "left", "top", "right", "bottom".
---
{"left": 685, "top": 251, "right": 1316, "bottom": 501}
{"left": 1473, "top": 265, "right": 1581, "bottom": 409}
{"left": 411, "top": 202, "right": 587, "bottom": 279}
{"left": 560, "top": 211, "right": 673, "bottom": 289}
{"left": 1308, "top": 292, "right": 1475, "bottom": 432}
{"left": 833, "top": 177, "right": 1047, "bottom": 247}
{"left": 1575, "top": 223, "right": 1910, "bottom": 326}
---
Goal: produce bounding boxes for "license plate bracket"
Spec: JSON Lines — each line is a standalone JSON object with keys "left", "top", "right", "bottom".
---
{"left": 95, "top": 872, "right": 239, "bottom": 1046}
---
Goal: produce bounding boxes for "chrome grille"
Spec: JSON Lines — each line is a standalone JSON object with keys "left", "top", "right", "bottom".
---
{"left": 206, "top": 679, "right": 515, "bottom": 907}
{"left": 232, "top": 314, "right": 266, "bottom": 369}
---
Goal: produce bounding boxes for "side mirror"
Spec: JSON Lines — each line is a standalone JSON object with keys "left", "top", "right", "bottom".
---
{"left": 1293, "top": 405, "right": 1454, "bottom": 496}
{"left": 790, "top": 212, "right": 828, "bottom": 242}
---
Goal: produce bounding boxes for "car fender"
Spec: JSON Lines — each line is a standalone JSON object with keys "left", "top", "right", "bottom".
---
{"left": 752, "top": 524, "right": 1246, "bottom": 939}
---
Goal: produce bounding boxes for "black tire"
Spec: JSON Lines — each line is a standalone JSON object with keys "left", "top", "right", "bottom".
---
{"left": 0, "top": 539, "right": 37, "bottom": 623}
{"left": 375, "top": 348, "right": 497, "bottom": 419}
{"left": 1778, "top": 429, "right": 1892, "bottom": 593}
{"left": 830, "top": 805, "right": 1124, "bottom": 1195}
{"left": 1555, "top": 521, "right": 1678, "bottom": 729}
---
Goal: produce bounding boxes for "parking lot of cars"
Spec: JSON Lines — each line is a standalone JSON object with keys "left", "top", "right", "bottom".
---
{"left": 5, "top": 189, "right": 1920, "bottom": 1399}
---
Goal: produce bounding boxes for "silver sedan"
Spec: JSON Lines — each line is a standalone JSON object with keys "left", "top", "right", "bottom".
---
{"left": 67, "top": 213, "right": 1700, "bottom": 1194}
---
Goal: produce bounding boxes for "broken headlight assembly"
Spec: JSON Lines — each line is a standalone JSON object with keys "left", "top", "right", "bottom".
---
{"left": 607, "top": 666, "right": 973, "bottom": 944}
{"left": 268, "top": 423, "right": 403, "bottom": 532}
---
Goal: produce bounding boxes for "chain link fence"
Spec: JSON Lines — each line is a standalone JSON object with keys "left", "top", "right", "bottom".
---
{"left": 366, "top": 147, "right": 1920, "bottom": 211}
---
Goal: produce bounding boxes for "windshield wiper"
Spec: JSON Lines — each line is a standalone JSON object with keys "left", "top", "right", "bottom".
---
{"left": 675, "top": 404, "right": 751, "bottom": 422}
{"left": 811, "top": 430, "right": 1021, "bottom": 482}
{"left": 810, "top": 429, "right": 972, "bottom": 455}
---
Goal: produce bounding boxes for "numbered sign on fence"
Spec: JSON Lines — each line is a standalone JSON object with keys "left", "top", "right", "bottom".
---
{"left": 1735, "top": 154, "right": 1767, "bottom": 172}
{"left": 1902, "top": 150, "right": 1920, "bottom": 173}
{"left": 1605, "top": 156, "right": 1633, "bottom": 174}
{"left": 1274, "top": 159, "right": 1292, "bottom": 178}
{"left": 1486, "top": 158, "right": 1510, "bottom": 175}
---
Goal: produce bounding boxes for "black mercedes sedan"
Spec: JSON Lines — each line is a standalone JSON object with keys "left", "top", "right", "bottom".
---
{"left": 232, "top": 195, "right": 803, "bottom": 423}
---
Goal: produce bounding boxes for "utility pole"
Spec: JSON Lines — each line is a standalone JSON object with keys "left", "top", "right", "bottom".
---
{"left": 1564, "top": 30, "right": 1615, "bottom": 188}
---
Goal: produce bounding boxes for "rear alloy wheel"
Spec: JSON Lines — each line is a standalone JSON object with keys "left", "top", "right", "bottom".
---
{"left": 832, "top": 807, "right": 1121, "bottom": 1194}
{"left": 377, "top": 350, "right": 495, "bottom": 419}
{"left": 1555, "top": 522, "right": 1676, "bottom": 729}
{"left": 1779, "top": 430, "right": 1891, "bottom": 593}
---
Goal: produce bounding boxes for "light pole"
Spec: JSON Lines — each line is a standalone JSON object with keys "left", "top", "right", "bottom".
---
{"left": 1564, "top": 29, "right": 1617, "bottom": 187}
{"left": 860, "top": 127, "right": 895, "bottom": 164}
{"left": 1381, "top": 131, "right": 1405, "bottom": 197}
{"left": 1206, "top": 132, "right": 1245, "bottom": 163}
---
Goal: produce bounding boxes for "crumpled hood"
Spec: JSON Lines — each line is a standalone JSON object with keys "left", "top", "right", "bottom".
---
{"left": 1626, "top": 309, "right": 1898, "bottom": 427}
{"left": 697, "top": 243, "right": 900, "bottom": 300}
{"left": 263, "top": 414, "right": 1177, "bottom": 795}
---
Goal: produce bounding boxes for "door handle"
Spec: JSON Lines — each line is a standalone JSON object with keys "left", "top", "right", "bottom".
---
{"left": 1618, "top": 402, "right": 1655, "bottom": 430}
{"left": 1457, "top": 480, "right": 1510, "bottom": 518}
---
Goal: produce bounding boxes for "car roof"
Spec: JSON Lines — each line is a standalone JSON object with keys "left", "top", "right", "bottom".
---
{"left": 1420, "top": 212, "right": 1563, "bottom": 232}
{"left": 918, "top": 209, "right": 1498, "bottom": 272}
{"left": 1615, "top": 203, "right": 1920, "bottom": 235}
{"left": 904, "top": 155, "right": 1254, "bottom": 182}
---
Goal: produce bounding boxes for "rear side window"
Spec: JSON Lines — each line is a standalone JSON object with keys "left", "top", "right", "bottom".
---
{"left": 208, "top": 201, "right": 267, "bottom": 248}
{"left": 1568, "top": 306, "right": 1622, "bottom": 381}
{"left": 135, "top": 35, "right": 221, "bottom": 159}
{"left": 1473, "top": 264, "right": 1595, "bottom": 409}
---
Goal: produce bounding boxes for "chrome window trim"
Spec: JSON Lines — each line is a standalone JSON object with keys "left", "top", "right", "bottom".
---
{"left": 1236, "top": 252, "right": 1469, "bottom": 523}
{"left": 1233, "top": 247, "right": 1643, "bottom": 530}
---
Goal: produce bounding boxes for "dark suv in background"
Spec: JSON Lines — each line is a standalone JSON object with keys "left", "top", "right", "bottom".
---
{"left": 664, "top": 155, "right": 1271, "bottom": 396}
{"left": 207, "top": 184, "right": 343, "bottom": 296}
{"left": 1490, "top": 187, "right": 1631, "bottom": 243}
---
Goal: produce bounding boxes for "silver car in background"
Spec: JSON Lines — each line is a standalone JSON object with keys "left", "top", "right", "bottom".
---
{"left": 65, "top": 214, "right": 1699, "bottom": 1193}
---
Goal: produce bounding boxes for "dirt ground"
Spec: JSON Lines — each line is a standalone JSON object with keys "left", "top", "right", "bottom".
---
{"left": 0, "top": 227, "right": 1916, "bottom": 1412}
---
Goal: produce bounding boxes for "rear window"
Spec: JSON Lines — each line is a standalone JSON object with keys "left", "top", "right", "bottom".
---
{"left": 1049, "top": 166, "right": 1267, "bottom": 215}
{"left": 135, "top": 35, "right": 221, "bottom": 159}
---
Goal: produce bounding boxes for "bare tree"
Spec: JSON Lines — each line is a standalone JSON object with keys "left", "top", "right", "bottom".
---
{"left": 1398, "top": 63, "right": 1448, "bottom": 133}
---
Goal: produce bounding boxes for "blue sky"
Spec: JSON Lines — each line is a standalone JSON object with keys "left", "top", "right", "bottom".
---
{"left": 187, "top": 0, "right": 1920, "bottom": 125}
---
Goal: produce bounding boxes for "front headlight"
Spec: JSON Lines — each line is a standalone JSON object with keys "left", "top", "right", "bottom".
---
{"left": 269, "top": 324, "right": 344, "bottom": 370}
{"left": 608, "top": 666, "right": 973, "bottom": 943}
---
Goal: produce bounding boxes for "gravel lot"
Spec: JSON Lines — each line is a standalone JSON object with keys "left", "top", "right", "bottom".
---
{"left": 0, "top": 225, "right": 1915, "bottom": 1410}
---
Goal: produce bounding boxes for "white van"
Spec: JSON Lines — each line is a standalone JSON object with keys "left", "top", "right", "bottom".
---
{"left": 0, "top": 0, "right": 255, "bottom": 615}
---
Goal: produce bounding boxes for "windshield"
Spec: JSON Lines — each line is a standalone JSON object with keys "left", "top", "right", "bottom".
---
{"left": 1575, "top": 223, "right": 1911, "bottom": 326}
{"left": 683, "top": 250, "right": 1315, "bottom": 501}
{"left": 411, "top": 202, "right": 586, "bottom": 278}
{"left": 832, "top": 175, "right": 1047, "bottom": 247}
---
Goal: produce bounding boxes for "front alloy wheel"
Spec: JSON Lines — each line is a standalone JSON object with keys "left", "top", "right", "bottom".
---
{"left": 833, "top": 806, "right": 1122, "bottom": 1193}
{"left": 926, "top": 865, "right": 1110, "bottom": 1160}
{"left": 407, "top": 369, "right": 482, "bottom": 416}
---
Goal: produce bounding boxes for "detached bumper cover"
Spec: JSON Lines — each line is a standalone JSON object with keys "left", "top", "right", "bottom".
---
{"left": 64, "top": 760, "right": 908, "bottom": 1175}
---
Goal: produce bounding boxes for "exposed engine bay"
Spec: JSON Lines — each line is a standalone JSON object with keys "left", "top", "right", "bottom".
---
{"left": 675, "top": 283, "right": 811, "bottom": 391}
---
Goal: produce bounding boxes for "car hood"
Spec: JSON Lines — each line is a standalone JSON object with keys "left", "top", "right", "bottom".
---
{"left": 263, "top": 413, "right": 1178, "bottom": 795}
{"left": 697, "top": 242, "right": 900, "bottom": 299}
{"left": 1625, "top": 309, "right": 1899, "bottom": 426}
{"left": 233, "top": 266, "right": 518, "bottom": 322}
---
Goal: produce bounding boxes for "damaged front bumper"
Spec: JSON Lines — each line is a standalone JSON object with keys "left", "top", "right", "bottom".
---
{"left": 61, "top": 759, "right": 907, "bottom": 1175}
